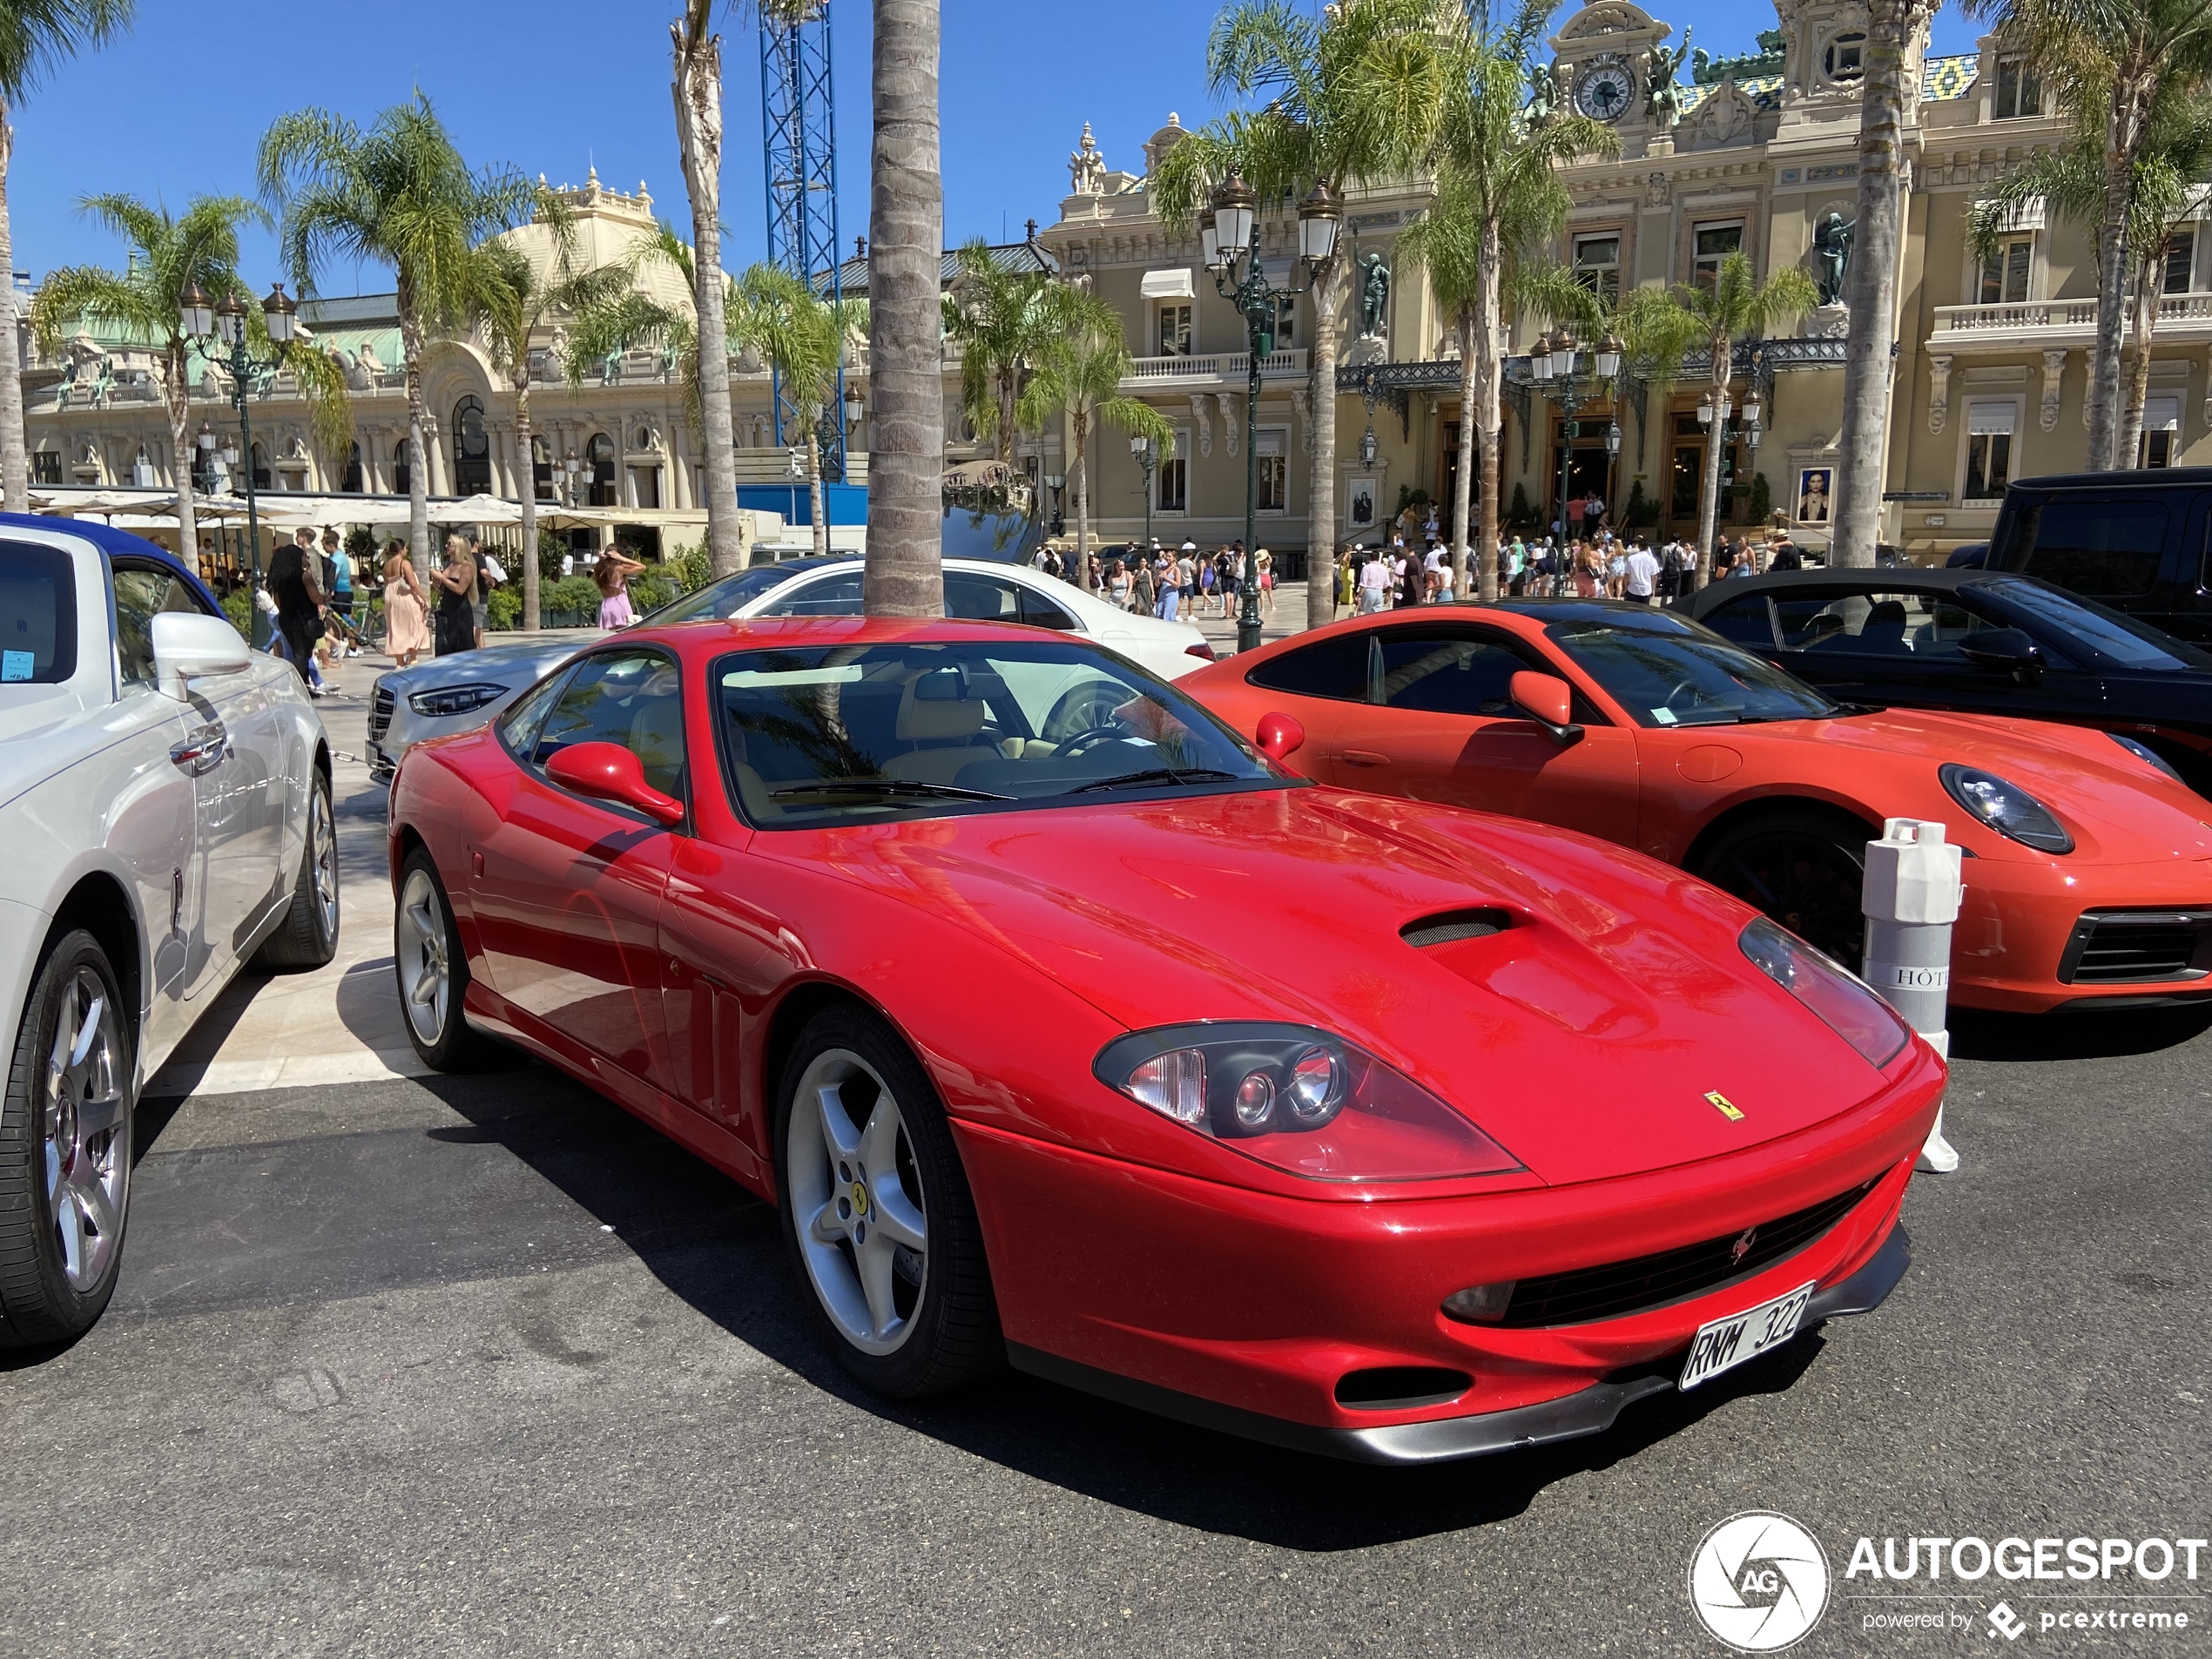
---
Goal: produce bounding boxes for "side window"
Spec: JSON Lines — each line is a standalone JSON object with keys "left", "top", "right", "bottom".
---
{"left": 112, "top": 563, "right": 212, "bottom": 687}
{"left": 0, "top": 539, "right": 78, "bottom": 684}
{"left": 1244, "top": 631, "right": 1370, "bottom": 701}
{"left": 1372, "top": 631, "right": 1533, "bottom": 716}
{"left": 2020, "top": 501, "right": 2169, "bottom": 597}
{"left": 1016, "top": 583, "right": 1076, "bottom": 630}
{"left": 1772, "top": 591, "right": 1997, "bottom": 658}
{"left": 760, "top": 572, "right": 864, "bottom": 617}
{"left": 496, "top": 666, "right": 573, "bottom": 758}
{"left": 1702, "top": 594, "right": 1779, "bottom": 650}
{"left": 943, "top": 572, "right": 1024, "bottom": 624}
{"left": 531, "top": 651, "right": 688, "bottom": 806}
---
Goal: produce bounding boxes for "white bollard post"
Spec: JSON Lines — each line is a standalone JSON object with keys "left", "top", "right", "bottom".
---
{"left": 1861, "top": 818, "right": 1964, "bottom": 1174}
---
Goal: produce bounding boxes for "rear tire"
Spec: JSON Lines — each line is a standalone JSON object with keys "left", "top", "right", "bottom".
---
{"left": 774, "top": 1003, "right": 1001, "bottom": 1399}
{"left": 1696, "top": 807, "right": 1872, "bottom": 971}
{"left": 0, "top": 930, "right": 134, "bottom": 1348}
{"left": 253, "top": 768, "right": 341, "bottom": 970}
{"left": 394, "top": 847, "right": 487, "bottom": 1072}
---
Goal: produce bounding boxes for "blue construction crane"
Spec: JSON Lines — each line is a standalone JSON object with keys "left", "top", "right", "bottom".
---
{"left": 759, "top": 0, "right": 850, "bottom": 482}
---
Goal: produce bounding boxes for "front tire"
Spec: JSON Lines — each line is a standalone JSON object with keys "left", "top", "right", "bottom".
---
{"left": 1696, "top": 807, "right": 1871, "bottom": 971}
{"left": 0, "top": 930, "right": 134, "bottom": 1347}
{"left": 774, "top": 1004, "right": 1001, "bottom": 1398}
{"left": 394, "top": 847, "right": 486, "bottom": 1071}
{"left": 254, "top": 768, "right": 341, "bottom": 970}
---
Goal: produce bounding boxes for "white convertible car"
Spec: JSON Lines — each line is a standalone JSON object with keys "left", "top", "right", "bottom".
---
{"left": 0, "top": 517, "right": 337, "bottom": 1346}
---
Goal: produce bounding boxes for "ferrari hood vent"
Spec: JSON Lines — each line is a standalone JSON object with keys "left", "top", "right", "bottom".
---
{"left": 1400, "top": 908, "right": 1514, "bottom": 949}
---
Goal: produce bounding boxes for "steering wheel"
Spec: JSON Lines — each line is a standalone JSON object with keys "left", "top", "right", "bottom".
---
{"left": 1662, "top": 678, "right": 1704, "bottom": 713}
{"left": 1055, "top": 726, "right": 1129, "bottom": 759}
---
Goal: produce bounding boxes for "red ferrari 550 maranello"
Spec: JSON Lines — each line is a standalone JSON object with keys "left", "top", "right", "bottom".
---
{"left": 1181, "top": 600, "right": 2212, "bottom": 1014}
{"left": 388, "top": 615, "right": 1941, "bottom": 1463}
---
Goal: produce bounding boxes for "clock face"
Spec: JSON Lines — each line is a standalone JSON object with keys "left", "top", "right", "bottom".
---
{"left": 1574, "top": 55, "right": 1635, "bottom": 122}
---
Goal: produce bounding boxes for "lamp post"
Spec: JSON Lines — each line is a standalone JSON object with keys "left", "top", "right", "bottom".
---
{"left": 1530, "top": 327, "right": 1620, "bottom": 583}
{"left": 1043, "top": 471, "right": 1066, "bottom": 537}
{"left": 181, "top": 280, "right": 297, "bottom": 648}
{"left": 1205, "top": 172, "right": 1341, "bottom": 652}
{"left": 1130, "top": 433, "right": 1157, "bottom": 556}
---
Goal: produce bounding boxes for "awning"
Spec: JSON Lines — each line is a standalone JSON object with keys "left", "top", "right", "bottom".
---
{"left": 1966, "top": 401, "right": 2017, "bottom": 435}
{"left": 1985, "top": 196, "right": 2046, "bottom": 233}
{"left": 1139, "top": 267, "right": 1195, "bottom": 300}
{"left": 2143, "top": 395, "right": 2181, "bottom": 433}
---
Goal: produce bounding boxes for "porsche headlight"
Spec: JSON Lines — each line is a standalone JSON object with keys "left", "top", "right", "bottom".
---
{"left": 2108, "top": 732, "right": 2185, "bottom": 787}
{"left": 1096, "top": 1022, "right": 1522, "bottom": 1183}
{"left": 1939, "top": 763, "right": 2074, "bottom": 854}
{"left": 408, "top": 682, "right": 509, "bottom": 718}
{"left": 1739, "top": 918, "right": 1911, "bottom": 1069}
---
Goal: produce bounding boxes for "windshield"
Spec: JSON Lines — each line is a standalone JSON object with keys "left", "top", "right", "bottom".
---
{"left": 1984, "top": 577, "right": 2212, "bottom": 672}
{"left": 715, "top": 638, "right": 1280, "bottom": 827}
{"left": 1544, "top": 614, "right": 1838, "bottom": 727}
{"left": 645, "top": 561, "right": 840, "bottom": 626}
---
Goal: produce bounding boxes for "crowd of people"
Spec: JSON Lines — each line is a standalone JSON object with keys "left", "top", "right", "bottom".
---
{"left": 1037, "top": 539, "right": 1278, "bottom": 621}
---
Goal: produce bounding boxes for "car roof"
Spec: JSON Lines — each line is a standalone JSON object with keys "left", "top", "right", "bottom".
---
{"left": 2006, "top": 469, "right": 2212, "bottom": 491}
{"left": 0, "top": 511, "right": 218, "bottom": 610}
{"left": 629, "top": 614, "right": 1090, "bottom": 654}
{"left": 1685, "top": 568, "right": 1994, "bottom": 607}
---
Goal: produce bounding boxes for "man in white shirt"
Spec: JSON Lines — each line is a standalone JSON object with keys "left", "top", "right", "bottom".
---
{"left": 1624, "top": 542, "right": 1661, "bottom": 604}
{"left": 1357, "top": 548, "right": 1390, "bottom": 613}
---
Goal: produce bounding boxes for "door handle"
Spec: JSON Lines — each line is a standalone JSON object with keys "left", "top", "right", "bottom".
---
{"left": 169, "top": 724, "right": 228, "bottom": 776}
{"left": 1340, "top": 749, "right": 1389, "bottom": 768}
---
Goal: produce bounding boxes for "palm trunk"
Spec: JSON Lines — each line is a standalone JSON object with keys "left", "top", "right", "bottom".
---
{"left": 807, "top": 425, "right": 828, "bottom": 556}
{"left": 674, "top": 9, "right": 745, "bottom": 577}
{"left": 1833, "top": 0, "right": 1924, "bottom": 567}
{"left": 1305, "top": 252, "right": 1350, "bottom": 631}
{"left": 1475, "top": 221, "right": 1504, "bottom": 606}
{"left": 165, "top": 344, "right": 200, "bottom": 567}
{"left": 1696, "top": 347, "right": 1729, "bottom": 584}
{"left": 1452, "top": 307, "right": 1479, "bottom": 602}
{"left": 864, "top": 0, "right": 945, "bottom": 617}
{"left": 2116, "top": 253, "right": 2157, "bottom": 467}
{"left": 401, "top": 307, "right": 429, "bottom": 564}
{"left": 2087, "top": 88, "right": 2147, "bottom": 472}
{"left": 1070, "top": 405, "right": 1091, "bottom": 586}
{"left": 516, "top": 377, "right": 540, "bottom": 629}
{"left": 0, "top": 111, "right": 25, "bottom": 514}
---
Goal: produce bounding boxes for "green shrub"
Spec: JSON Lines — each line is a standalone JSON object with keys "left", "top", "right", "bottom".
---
{"left": 1507, "top": 482, "right": 1535, "bottom": 529}
{"left": 536, "top": 530, "right": 569, "bottom": 587}
{"left": 628, "top": 575, "right": 677, "bottom": 616}
{"left": 666, "top": 541, "right": 711, "bottom": 594}
{"left": 546, "top": 574, "right": 603, "bottom": 624}
{"left": 344, "top": 527, "right": 377, "bottom": 564}
{"left": 1622, "top": 478, "right": 1659, "bottom": 529}
{"left": 221, "top": 590, "right": 252, "bottom": 640}
{"left": 487, "top": 585, "right": 523, "bottom": 631}
{"left": 1748, "top": 470, "right": 1772, "bottom": 523}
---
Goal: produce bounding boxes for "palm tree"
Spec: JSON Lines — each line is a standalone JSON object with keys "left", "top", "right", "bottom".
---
{"left": 1016, "top": 287, "right": 1177, "bottom": 586}
{"left": 672, "top": 0, "right": 745, "bottom": 577}
{"left": 941, "top": 238, "right": 1061, "bottom": 469}
{"left": 1152, "top": 0, "right": 1477, "bottom": 631}
{"left": 1970, "top": 84, "right": 2212, "bottom": 467}
{"left": 476, "top": 198, "right": 633, "bottom": 630}
{"left": 1831, "top": 0, "right": 1938, "bottom": 566}
{"left": 0, "top": 0, "right": 138, "bottom": 511}
{"left": 260, "top": 95, "right": 536, "bottom": 566}
{"left": 730, "top": 262, "right": 867, "bottom": 557}
{"left": 1399, "top": 9, "right": 1615, "bottom": 600}
{"left": 1963, "top": 0, "right": 2212, "bottom": 469}
{"left": 1666, "top": 251, "right": 1816, "bottom": 582}
{"left": 865, "top": 0, "right": 944, "bottom": 617}
{"left": 563, "top": 220, "right": 707, "bottom": 415}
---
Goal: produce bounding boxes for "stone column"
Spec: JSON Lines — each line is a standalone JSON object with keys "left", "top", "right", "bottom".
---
{"left": 2040, "top": 351, "right": 2067, "bottom": 432}
{"left": 1926, "top": 355, "right": 1952, "bottom": 435}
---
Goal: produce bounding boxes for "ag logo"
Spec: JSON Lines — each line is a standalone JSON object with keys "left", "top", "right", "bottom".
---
{"left": 1689, "top": 1512, "right": 1831, "bottom": 1652}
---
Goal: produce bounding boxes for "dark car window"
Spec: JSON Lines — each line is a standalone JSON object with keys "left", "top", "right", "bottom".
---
{"left": 0, "top": 539, "right": 78, "bottom": 685}
{"left": 1769, "top": 590, "right": 1998, "bottom": 660}
{"left": 1545, "top": 617, "right": 1838, "bottom": 728}
{"left": 647, "top": 560, "right": 831, "bottom": 625}
{"left": 1984, "top": 577, "right": 2212, "bottom": 671}
{"left": 2017, "top": 501, "right": 2169, "bottom": 597}
{"left": 945, "top": 571, "right": 1026, "bottom": 624}
{"left": 1245, "top": 631, "right": 1371, "bottom": 701}
{"left": 1702, "top": 593, "right": 1778, "bottom": 650}
{"left": 1018, "top": 584, "right": 1076, "bottom": 630}
{"left": 496, "top": 665, "right": 574, "bottom": 756}
{"left": 531, "top": 649, "right": 688, "bottom": 804}
{"left": 1373, "top": 631, "right": 1534, "bottom": 716}
{"left": 760, "top": 571, "right": 864, "bottom": 618}
{"left": 112, "top": 562, "right": 215, "bottom": 687}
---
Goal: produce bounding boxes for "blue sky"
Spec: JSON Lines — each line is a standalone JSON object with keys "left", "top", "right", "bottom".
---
{"left": 10, "top": 0, "right": 1985, "bottom": 293}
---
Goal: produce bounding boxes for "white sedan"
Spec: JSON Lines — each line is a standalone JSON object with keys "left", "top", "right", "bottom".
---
{"left": 0, "top": 518, "right": 337, "bottom": 1346}
{"left": 367, "top": 555, "right": 1212, "bottom": 779}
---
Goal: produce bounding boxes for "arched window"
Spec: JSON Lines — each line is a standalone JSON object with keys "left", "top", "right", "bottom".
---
{"left": 250, "top": 442, "right": 270, "bottom": 491}
{"left": 532, "top": 434, "right": 554, "bottom": 501}
{"left": 341, "top": 442, "right": 364, "bottom": 493}
{"left": 452, "top": 395, "right": 491, "bottom": 495}
{"left": 587, "top": 431, "right": 617, "bottom": 507}
{"left": 394, "top": 435, "right": 412, "bottom": 498}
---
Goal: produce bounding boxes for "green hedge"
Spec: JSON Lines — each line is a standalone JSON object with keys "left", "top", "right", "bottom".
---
{"left": 488, "top": 586, "right": 523, "bottom": 631}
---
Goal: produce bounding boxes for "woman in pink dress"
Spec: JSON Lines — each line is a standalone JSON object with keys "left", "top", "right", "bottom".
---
{"left": 593, "top": 546, "right": 646, "bottom": 629}
{"left": 381, "top": 540, "right": 429, "bottom": 666}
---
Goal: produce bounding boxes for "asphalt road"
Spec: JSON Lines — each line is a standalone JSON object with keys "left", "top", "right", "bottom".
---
{"left": 2, "top": 648, "right": 2207, "bottom": 1659}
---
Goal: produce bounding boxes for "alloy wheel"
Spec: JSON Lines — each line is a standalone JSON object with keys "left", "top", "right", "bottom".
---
{"left": 787, "top": 1048, "right": 929, "bottom": 1356}
{"left": 42, "top": 967, "right": 128, "bottom": 1292}
{"left": 308, "top": 783, "right": 340, "bottom": 943}
{"left": 1710, "top": 828, "right": 1865, "bottom": 970}
{"left": 396, "top": 867, "right": 450, "bottom": 1046}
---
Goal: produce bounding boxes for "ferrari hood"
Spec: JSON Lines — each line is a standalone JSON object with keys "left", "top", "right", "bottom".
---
{"left": 780, "top": 786, "right": 1912, "bottom": 1186}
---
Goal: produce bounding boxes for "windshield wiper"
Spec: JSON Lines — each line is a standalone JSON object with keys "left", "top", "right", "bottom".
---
{"left": 771, "top": 779, "right": 1013, "bottom": 802}
{"left": 1066, "top": 766, "right": 1243, "bottom": 794}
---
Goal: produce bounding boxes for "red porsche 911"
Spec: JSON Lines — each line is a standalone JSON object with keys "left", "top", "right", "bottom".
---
{"left": 388, "top": 615, "right": 1942, "bottom": 1463}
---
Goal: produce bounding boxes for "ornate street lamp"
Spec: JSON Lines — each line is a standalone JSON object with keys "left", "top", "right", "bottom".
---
{"left": 181, "top": 280, "right": 299, "bottom": 647}
{"left": 1358, "top": 423, "right": 1378, "bottom": 469}
{"left": 1130, "top": 432, "right": 1157, "bottom": 554}
{"left": 1529, "top": 326, "right": 1615, "bottom": 558}
{"left": 1207, "top": 169, "right": 1339, "bottom": 651}
{"left": 1043, "top": 470, "right": 1066, "bottom": 537}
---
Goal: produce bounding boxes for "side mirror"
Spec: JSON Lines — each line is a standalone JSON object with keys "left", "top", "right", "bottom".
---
{"left": 151, "top": 610, "right": 250, "bottom": 698}
{"left": 1509, "top": 670, "right": 1583, "bottom": 748}
{"left": 1957, "top": 627, "right": 2041, "bottom": 679}
{"left": 1254, "top": 711, "right": 1305, "bottom": 764}
{"left": 543, "top": 741, "right": 685, "bottom": 826}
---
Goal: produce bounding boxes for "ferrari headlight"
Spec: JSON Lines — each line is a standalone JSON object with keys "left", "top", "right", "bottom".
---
{"left": 1096, "top": 1022, "right": 1522, "bottom": 1183}
{"left": 1739, "top": 918, "right": 1911, "bottom": 1069}
{"left": 1939, "top": 762, "right": 2073, "bottom": 853}
{"left": 2108, "top": 732, "right": 2185, "bottom": 786}
{"left": 408, "top": 682, "right": 509, "bottom": 718}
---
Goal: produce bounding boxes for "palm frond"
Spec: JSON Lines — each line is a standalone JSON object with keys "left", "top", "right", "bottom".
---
{"left": 0, "top": 0, "right": 135, "bottom": 102}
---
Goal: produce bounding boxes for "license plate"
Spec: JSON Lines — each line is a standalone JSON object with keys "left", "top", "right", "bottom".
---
{"left": 1680, "top": 1280, "right": 1816, "bottom": 1391}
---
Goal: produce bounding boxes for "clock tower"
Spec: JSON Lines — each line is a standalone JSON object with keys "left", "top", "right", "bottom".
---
{"left": 1546, "top": 1, "right": 1678, "bottom": 135}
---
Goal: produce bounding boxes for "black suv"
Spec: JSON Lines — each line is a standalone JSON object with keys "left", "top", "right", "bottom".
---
{"left": 1987, "top": 469, "right": 2212, "bottom": 643}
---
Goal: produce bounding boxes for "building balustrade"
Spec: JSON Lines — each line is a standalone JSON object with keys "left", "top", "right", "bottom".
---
{"left": 1928, "top": 291, "right": 2212, "bottom": 349}
{"left": 1119, "top": 347, "right": 1307, "bottom": 388}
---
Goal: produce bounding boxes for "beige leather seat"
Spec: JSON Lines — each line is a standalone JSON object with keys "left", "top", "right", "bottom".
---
{"left": 883, "top": 678, "right": 1001, "bottom": 786}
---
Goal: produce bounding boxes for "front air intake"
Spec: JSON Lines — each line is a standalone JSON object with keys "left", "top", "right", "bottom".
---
{"left": 1399, "top": 909, "right": 1513, "bottom": 949}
